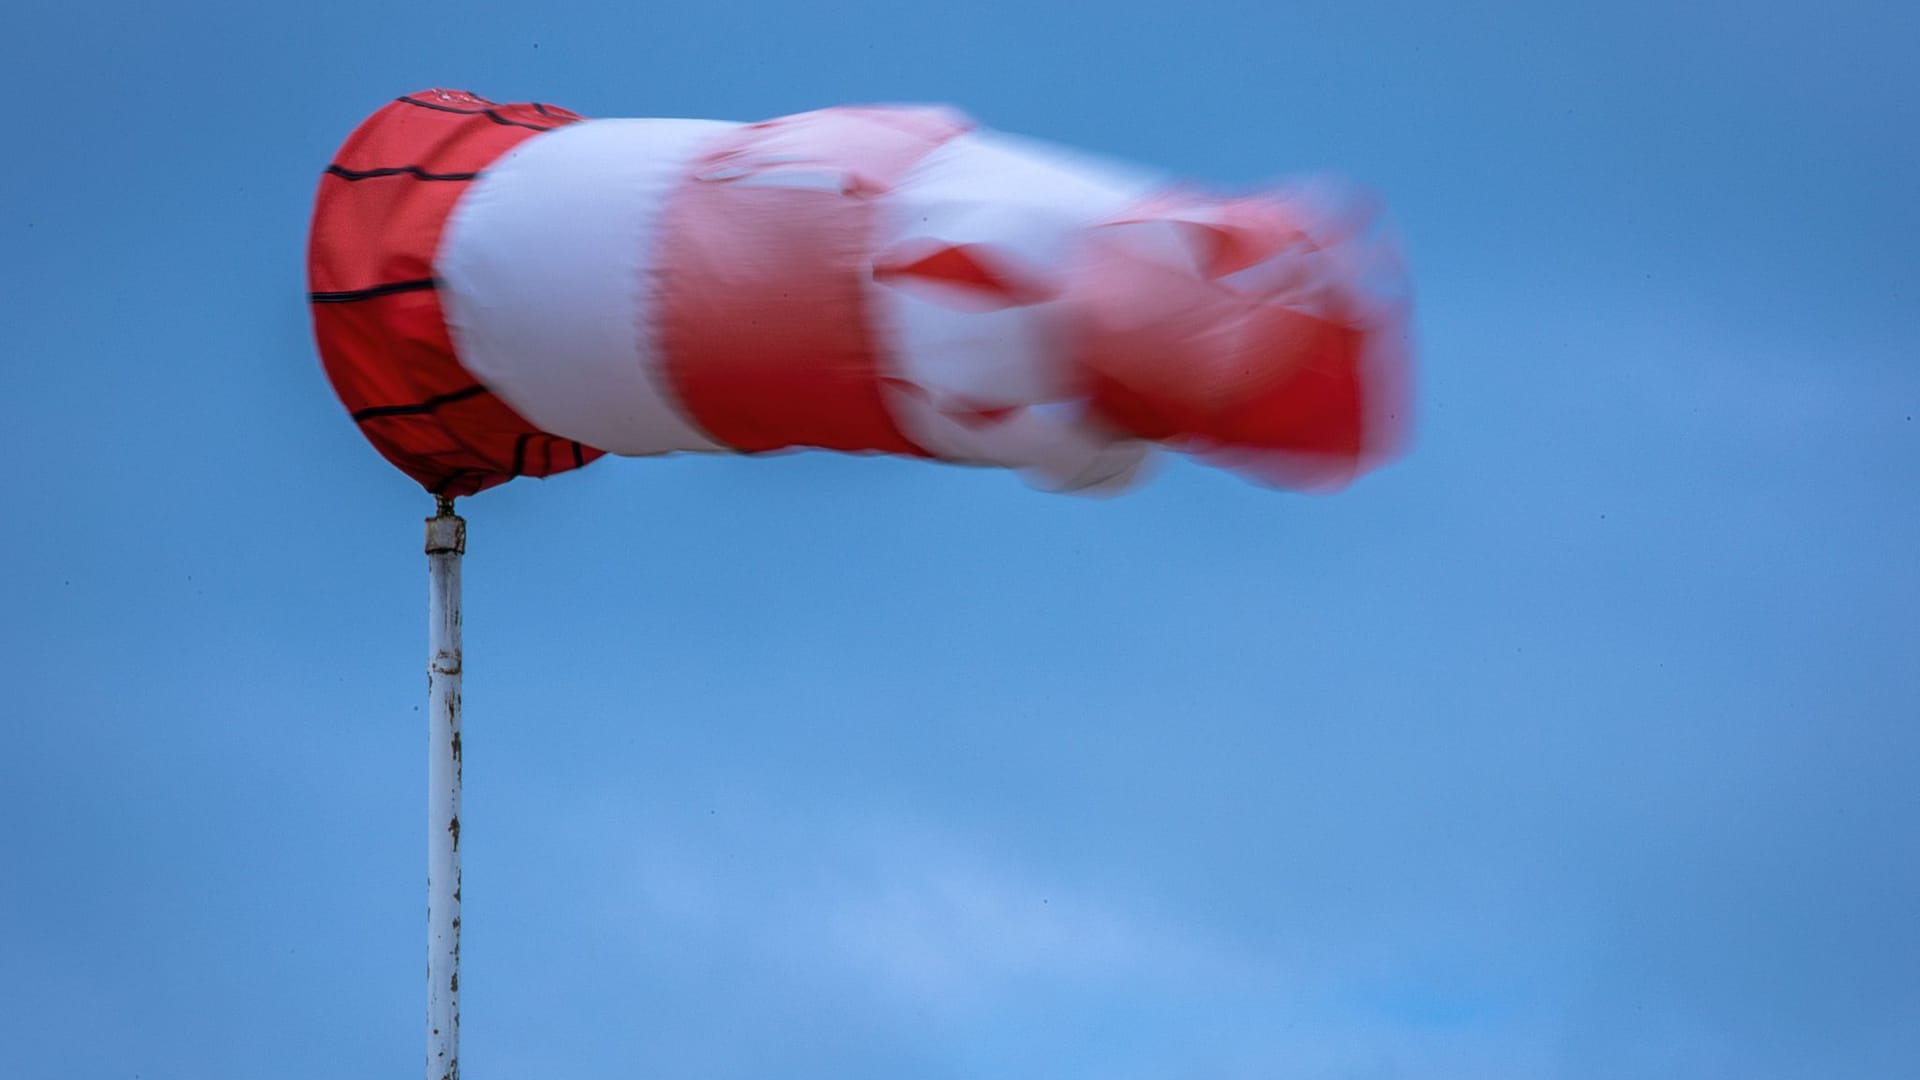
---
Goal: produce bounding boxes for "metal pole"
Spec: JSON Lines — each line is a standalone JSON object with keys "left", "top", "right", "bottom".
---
{"left": 425, "top": 496, "right": 465, "bottom": 1080}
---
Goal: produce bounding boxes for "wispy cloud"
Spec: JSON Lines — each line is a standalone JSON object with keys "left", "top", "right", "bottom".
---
{"left": 816, "top": 829, "right": 1235, "bottom": 1009}
{"left": 546, "top": 797, "right": 1602, "bottom": 1078}
{"left": 588, "top": 810, "right": 1240, "bottom": 1017}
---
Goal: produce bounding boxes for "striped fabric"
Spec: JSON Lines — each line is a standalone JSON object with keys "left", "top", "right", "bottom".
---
{"left": 309, "top": 90, "right": 1409, "bottom": 498}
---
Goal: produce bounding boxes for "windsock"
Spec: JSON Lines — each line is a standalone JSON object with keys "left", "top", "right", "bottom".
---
{"left": 309, "top": 89, "right": 1410, "bottom": 498}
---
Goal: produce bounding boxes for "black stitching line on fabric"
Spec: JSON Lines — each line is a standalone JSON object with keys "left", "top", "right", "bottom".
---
{"left": 397, "top": 95, "right": 554, "bottom": 132}
{"left": 350, "top": 384, "right": 489, "bottom": 422}
{"left": 309, "top": 278, "right": 437, "bottom": 303}
{"left": 326, "top": 164, "right": 479, "bottom": 182}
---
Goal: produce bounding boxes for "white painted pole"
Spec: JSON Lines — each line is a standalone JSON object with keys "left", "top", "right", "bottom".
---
{"left": 425, "top": 497, "right": 465, "bottom": 1080}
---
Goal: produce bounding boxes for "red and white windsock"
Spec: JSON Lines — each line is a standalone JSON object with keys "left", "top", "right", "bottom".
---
{"left": 309, "top": 90, "right": 1411, "bottom": 498}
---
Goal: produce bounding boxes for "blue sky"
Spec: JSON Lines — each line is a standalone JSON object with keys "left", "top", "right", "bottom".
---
{"left": 2, "top": 1, "right": 1916, "bottom": 1077}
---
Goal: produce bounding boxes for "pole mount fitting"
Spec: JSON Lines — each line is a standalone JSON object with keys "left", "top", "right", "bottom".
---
{"left": 425, "top": 514, "right": 467, "bottom": 555}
